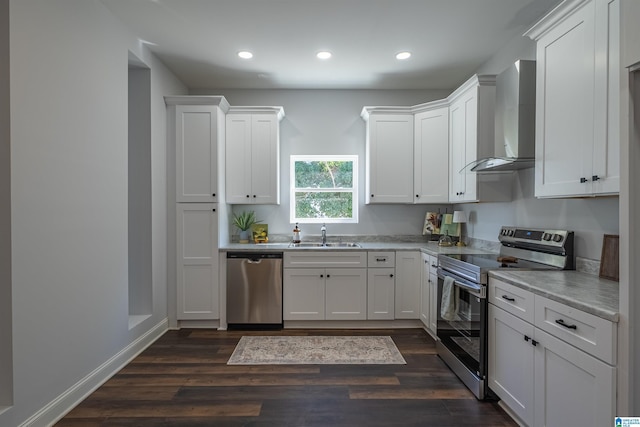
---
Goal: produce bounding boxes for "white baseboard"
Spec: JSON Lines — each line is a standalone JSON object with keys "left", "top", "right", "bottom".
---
{"left": 20, "top": 318, "right": 168, "bottom": 427}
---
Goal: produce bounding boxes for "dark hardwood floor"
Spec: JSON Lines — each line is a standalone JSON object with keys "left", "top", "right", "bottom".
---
{"left": 56, "top": 328, "right": 517, "bottom": 426}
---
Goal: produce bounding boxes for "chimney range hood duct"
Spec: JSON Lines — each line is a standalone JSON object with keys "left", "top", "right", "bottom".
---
{"left": 470, "top": 59, "right": 536, "bottom": 172}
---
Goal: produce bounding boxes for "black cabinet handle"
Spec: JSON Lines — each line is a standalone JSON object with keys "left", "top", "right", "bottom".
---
{"left": 592, "top": 175, "right": 600, "bottom": 181}
{"left": 212, "top": 193, "right": 216, "bottom": 197}
{"left": 246, "top": 194, "right": 250, "bottom": 198}
{"left": 531, "top": 339, "right": 538, "bottom": 346}
{"left": 376, "top": 258, "right": 387, "bottom": 262}
{"left": 326, "top": 274, "right": 330, "bottom": 278}
{"left": 416, "top": 194, "right": 419, "bottom": 198}
{"left": 390, "top": 274, "right": 394, "bottom": 278}
{"left": 555, "top": 319, "right": 577, "bottom": 330}
{"left": 371, "top": 194, "right": 374, "bottom": 198}
{"left": 580, "top": 177, "right": 588, "bottom": 183}
{"left": 253, "top": 195, "right": 256, "bottom": 198}
{"left": 524, "top": 335, "right": 530, "bottom": 342}
{"left": 320, "top": 274, "right": 324, "bottom": 278}
{"left": 212, "top": 208, "right": 216, "bottom": 212}
{"left": 501, "top": 295, "right": 515, "bottom": 302}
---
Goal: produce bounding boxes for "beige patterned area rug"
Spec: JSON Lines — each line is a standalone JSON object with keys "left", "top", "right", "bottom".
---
{"left": 227, "top": 336, "right": 406, "bottom": 365}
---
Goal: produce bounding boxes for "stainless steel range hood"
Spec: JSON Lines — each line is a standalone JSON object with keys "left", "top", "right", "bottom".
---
{"left": 471, "top": 60, "right": 536, "bottom": 172}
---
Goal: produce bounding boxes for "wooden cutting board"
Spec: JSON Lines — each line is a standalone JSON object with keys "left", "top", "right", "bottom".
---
{"left": 599, "top": 234, "right": 619, "bottom": 281}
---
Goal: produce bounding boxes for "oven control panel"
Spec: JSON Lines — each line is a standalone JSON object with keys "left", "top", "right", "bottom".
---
{"left": 499, "top": 227, "right": 573, "bottom": 249}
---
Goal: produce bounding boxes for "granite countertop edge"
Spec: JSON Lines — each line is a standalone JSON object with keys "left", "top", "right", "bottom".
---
{"left": 220, "top": 241, "right": 495, "bottom": 256}
{"left": 489, "top": 270, "right": 619, "bottom": 322}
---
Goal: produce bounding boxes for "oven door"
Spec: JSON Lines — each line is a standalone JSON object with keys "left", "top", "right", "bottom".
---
{"left": 436, "top": 267, "right": 487, "bottom": 398}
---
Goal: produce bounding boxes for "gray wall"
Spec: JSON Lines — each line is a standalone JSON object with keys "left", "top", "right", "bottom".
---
{"left": 3, "top": 1, "right": 186, "bottom": 425}
{"left": 0, "top": 0, "right": 13, "bottom": 409}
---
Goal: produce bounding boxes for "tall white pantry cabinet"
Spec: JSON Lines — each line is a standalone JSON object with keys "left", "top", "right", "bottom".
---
{"left": 166, "top": 96, "right": 229, "bottom": 320}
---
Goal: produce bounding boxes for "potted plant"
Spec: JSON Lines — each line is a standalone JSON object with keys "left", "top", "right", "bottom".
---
{"left": 232, "top": 210, "right": 259, "bottom": 243}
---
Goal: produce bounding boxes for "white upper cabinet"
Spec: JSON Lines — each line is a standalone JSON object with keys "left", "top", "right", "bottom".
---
{"left": 525, "top": 0, "right": 620, "bottom": 198}
{"left": 447, "top": 75, "right": 511, "bottom": 203}
{"left": 225, "top": 107, "right": 284, "bottom": 204}
{"left": 414, "top": 103, "right": 450, "bottom": 204}
{"left": 362, "top": 109, "right": 414, "bottom": 204}
{"left": 166, "top": 96, "right": 229, "bottom": 203}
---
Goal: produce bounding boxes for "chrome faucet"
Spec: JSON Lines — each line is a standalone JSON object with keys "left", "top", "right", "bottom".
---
{"left": 321, "top": 223, "right": 327, "bottom": 246}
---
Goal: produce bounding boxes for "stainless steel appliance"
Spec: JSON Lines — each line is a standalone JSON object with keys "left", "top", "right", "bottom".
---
{"left": 226, "top": 252, "right": 283, "bottom": 329}
{"left": 436, "top": 227, "right": 574, "bottom": 399}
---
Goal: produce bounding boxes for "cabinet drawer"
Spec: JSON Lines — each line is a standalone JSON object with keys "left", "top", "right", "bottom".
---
{"left": 489, "top": 278, "right": 534, "bottom": 323}
{"left": 284, "top": 251, "right": 366, "bottom": 268}
{"left": 367, "top": 252, "right": 396, "bottom": 268}
{"left": 534, "top": 295, "right": 616, "bottom": 364}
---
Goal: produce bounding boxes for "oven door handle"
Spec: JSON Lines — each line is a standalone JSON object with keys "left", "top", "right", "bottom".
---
{"left": 438, "top": 269, "right": 486, "bottom": 299}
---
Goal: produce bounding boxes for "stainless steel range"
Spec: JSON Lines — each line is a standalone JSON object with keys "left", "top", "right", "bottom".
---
{"left": 435, "top": 226, "right": 574, "bottom": 400}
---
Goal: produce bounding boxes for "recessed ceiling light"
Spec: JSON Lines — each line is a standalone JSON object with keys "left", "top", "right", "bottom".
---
{"left": 238, "top": 51, "right": 253, "bottom": 59}
{"left": 316, "top": 51, "right": 332, "bottom": 60}
{"left": 396, "top": 51, "right": 411, "bottom": 60}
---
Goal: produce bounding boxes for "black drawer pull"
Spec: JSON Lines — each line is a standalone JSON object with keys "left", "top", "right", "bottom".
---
{"left": 376, "top": 258, "right": 387, "bottom": 262}
{"left": 390, "top": 274, "right": 394, "bottom": 278}
{"left": 531, "top": 339, "right": 538, "bottom": 346}
{"left": 501, "top": 295, "right": 515, "bottom": 302}
{"left": 555, "top": 319, "right": 577, "bottom": 330}
{"left": 524, "top": 335, "right": 530, "bottom": 342}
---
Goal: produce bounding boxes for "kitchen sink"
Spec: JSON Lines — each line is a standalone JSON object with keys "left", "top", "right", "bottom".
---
{"left": 288, "top": 242, "right": 361, "bottom": 248}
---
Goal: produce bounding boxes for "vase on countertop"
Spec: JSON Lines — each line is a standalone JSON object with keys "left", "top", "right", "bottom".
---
{"left": 239, "top": 230, "right": 250, "bottom": 243}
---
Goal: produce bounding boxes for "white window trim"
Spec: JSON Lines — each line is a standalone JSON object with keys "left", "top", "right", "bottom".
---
{"left": 290, "top": 155, "right": 358, "bottom": 224}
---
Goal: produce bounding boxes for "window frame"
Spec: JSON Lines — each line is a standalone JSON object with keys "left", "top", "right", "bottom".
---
{"left": 289, "top": 155, "right": 359, "bottom": 224}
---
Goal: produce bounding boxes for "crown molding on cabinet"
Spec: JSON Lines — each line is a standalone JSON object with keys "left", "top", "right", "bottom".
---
{"left": 227, "top": 106, "right": 285, "bottom": 121}
{"left": 164, "top": 95, "right": 230, "bottom": 113}
{"left": 524, "top": 0, "right": 592, "bottom": 40}
{"left": 446, "top": 74, "right": 496, "bottom": 104}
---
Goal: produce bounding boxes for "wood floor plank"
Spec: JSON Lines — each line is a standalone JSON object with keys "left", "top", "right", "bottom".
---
{"left": 64, "top": 401, "right": 262, "bottom": 418}
{"left": 349, "top": 386, "right": 474, "bottom": 399}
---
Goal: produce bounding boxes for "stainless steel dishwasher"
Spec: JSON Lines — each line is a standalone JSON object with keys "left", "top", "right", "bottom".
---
{"left": 226, "top": 252, "right": 283, "bottom": 329}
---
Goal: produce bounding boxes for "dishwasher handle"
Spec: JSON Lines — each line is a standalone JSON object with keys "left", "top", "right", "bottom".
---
{"left": 227, "top": 252, "right": 283, "bottom": 260}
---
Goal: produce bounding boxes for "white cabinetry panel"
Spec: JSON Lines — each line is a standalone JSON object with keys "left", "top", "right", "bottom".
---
{"left": 176, "top": 204, "right": 219, "bottom": 319}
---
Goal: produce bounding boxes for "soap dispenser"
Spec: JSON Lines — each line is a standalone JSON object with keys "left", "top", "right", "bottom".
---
{"left": 292, "top": 223, "right": 301, "bottom": 244}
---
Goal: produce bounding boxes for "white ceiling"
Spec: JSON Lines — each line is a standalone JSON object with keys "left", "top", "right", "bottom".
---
{"left": 102, "top": 0, "right": 562, "bottom": 90}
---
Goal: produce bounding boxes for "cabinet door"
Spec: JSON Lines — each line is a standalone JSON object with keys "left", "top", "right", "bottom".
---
{"left": 394, "top": 251, "right": 421, "bottom": 319}
{"left": 414, "top": 107, "right": 449, "bottom": 203}
{"left": 250, "top": 114, "right": 280, "bottom": 204}
{"left": 488, "top": 304, "right": 535, "bottom": 426}
{"left": 283, "top": 268, "right": 325, "bottom": 320}
{"left": 367, "top": 268, "right": 395, "bottom": 320}
{"left": 592, "top": 0, "right": 620, "bottom": 195}
{"left": 420, "top": 254, "right": 430, "bottom": 327}
{"left": 176, "top": 204, "right": 219, "bottom": 319}
{"left": 325, "top": 268, "right": 367, "bottom": 320}
{"left": 429, "top": 272, "right": 438, "bottom": 333}
{"left": 225, "top": 114, "right": 253, "bottom": 203}
{"left": 448, "top": 92, "right": 478, "bottom": 202}
{"left": 534, "top": 328, "right": 616, "bottom": 427}
{"left": 366, "top": 114, "right": 414, "bottom": 204}
{"left": 534, "top": 1, "right": 597, "bottom": 197}
{"left": 175, "top": 105, "right": 218, "bottom": 202}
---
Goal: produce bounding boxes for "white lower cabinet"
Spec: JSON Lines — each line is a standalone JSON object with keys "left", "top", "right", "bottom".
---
{"left": 419, "top": 253, "right": 439, "bottom": 334}
{"left": 283, "top": 252, "right": 367, "bottom": 321}
{"left": 488, "top": 278, "right": 616, "bottom": 427}
{"left": 420, "top": 253, "right": 430, "bottom": 327}
{"left": 395, "top": 251, "right": 421, "bottom": 319}
{"left": 283, "top": 268, "right": 325, "bottom": 320}
{"left": 367, "top": 267, "right": 395, "bottom": 320}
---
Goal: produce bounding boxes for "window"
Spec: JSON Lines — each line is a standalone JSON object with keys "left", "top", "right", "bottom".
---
{"left": 290, "top": 155, "right": 358, "bottom": 223}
